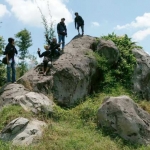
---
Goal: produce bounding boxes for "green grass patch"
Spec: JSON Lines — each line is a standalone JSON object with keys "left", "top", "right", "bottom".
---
{"left": 0, "top": 105, "right": 32, "bottom": 131}
{"left": 0, "top": 87, "right": 150, "bottom": 150}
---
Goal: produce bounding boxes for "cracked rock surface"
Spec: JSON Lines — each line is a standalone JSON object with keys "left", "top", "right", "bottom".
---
{"left": 97, "top": 96, "right": 150, "bottom": 145}
{"left": 0, "top": 117, "right": 46, "bottom": 146}
{"left": 18, "top": 35, "right": 97, "bottom": 106}
{"left": 0, "top": 84, "right": 53, "bottom": 114}
{"left": 132, "top": 48, "right": 150, "bottom": 100}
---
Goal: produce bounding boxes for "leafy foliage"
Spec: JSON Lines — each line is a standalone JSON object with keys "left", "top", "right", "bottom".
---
{"left": 94, "top": 33, "right": 139, "bottom": 91}
{"left": 15, "top": 29, "right": 32, "bottom": 77}
{"left": 0, "top": 36, "right": 6, "bottom": 86}
{"left": 15, "top": 29, "right": 32, "bottom": 60}
{"left": 37, "top": 0, "right": 55, "bottom": 43}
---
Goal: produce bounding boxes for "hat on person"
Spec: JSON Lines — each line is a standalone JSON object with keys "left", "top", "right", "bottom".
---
{"left": 8, "top": 38, "right": 14, "bottom": 43}
{"left": 61, "top": 18, "right": 65, "bottom": 21}
{"left": 44, "top": 45, "right": 49, "bottom": 50}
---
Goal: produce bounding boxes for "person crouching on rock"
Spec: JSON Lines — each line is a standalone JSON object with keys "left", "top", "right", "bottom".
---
{"left": 37, "top": 45, "right": 51, "bottom": 76}
{"left": 45, "top": 35, "right": 61, "bottom": 56}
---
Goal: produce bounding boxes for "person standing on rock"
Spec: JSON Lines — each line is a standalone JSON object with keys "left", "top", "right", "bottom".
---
{"left": 74, "top": 12, "right": 84, "bottom": 36}
{"left": 4, "top": 38, "right": 18, "bottom": 83}
{"left": 37, "top": 45, "right": 51, "bottom": 76}
{"left": 57, "top": 18, "right": 67, "bottom": 53}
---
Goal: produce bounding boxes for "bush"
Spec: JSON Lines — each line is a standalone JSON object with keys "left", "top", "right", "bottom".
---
{"left": 94, "top": 33, "right": 140, "bottom": 91}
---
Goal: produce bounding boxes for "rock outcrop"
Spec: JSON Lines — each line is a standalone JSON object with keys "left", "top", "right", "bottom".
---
{"left": 96, "top": 39, "right": 119, "bottom": 64}
{"left": 0, "top": 84, "right": 29, "bottom": 109}
{"left": 0, "top": 117, "right": 46, "bottom": 146}
{"left": 14, "top": 92, "right": 53, "bottom": 114}
{"left": 18, "top": 35, "right": 97, "bottom": 106}
{"left": 97, "top": 96, "right": 150, "bottom": 145}
{"left": 132, "top": 48, "right": 150, "bottom": 100}
{"left": 0, "top": 84, "right": 53, "bottom": 114}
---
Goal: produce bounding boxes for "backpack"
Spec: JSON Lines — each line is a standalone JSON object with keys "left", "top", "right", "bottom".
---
{"left": 43, "top": 56, "right": 50, "bottom": 63}
{"left": 2, "top": 57, "right": 7, "bottom": 64}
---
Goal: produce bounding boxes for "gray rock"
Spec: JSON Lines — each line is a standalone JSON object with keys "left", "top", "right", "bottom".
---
{"left": 132, "top": 48, "right": 150, "bottom": 100}
{"left": 0, "top": 117, "right": 46, "bottom": 146}
{"left": 0, "top": 84, "right": 53, "bottom": 114}
{"left": 17, "top": 35, "right": 97, "bottom": 106}
{"left": 14, "top": 92, "right": 53, "bottom": 114}
{"left": 0, "top": 84, "right": 29, "bottom": 109}
{"left": 97, "top": 95, "right": 150, "bottom": 145}
{"left": 96, "top": 39, "right": 119, "bottom": 64}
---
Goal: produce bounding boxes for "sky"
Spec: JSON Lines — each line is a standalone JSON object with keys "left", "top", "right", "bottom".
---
{"left": 0, "top": 0, "right": 150, "bottom": 61}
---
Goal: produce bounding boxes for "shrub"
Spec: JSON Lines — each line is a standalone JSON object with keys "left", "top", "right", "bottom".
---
{"left": 94, "top": 33, "right": 141, "bottom": 91}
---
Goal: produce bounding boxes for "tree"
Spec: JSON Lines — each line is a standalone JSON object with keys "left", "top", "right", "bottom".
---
{"left": 15, "top": 29, "right": 32, "bottom": 77}
{"left": 0, "top": 36, "right": 6, "bottom": 86}
{"left": 37, "top": 1, "right": 55, "bottom": 44}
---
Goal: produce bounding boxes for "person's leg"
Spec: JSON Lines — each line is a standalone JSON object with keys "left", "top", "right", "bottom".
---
{"left": 81, "top": 25, "right": 84, "bottom": 35}
{"left": 55, "top": 49, "right": 60, "bottom": 57}
{"left": 62, "top": 35, "right": 65, "bottom": 50}
{"left": 43, "top": 62, "right": 48, "bottom": 75}
{"left": 7, "top": 63, "right": 11, "bottom": 83}
{"left": 44, "top": 66, "right": 49, "bottom": 75}
{"left": 11, "top": 61, "right": 16, "bottom": 83}
{"left": 40, "top": 62, "right": 44, "bottom": 74}
{"left": 58, "top": 34, "right": 62, "bottom": 45}
{"left": 42, "top": 66, "right": 44, "bottom": 73}
{"left": 77, "top": 25, "right": 80, "bottom": 35}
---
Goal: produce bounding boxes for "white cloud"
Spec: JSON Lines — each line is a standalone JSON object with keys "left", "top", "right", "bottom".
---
{"left": 0, "top": 4, "right": 10, "bottom": 18}
{"left": 91, "top": 22, "right": 100, "bottom": 27}
{"left": 115, "top": 13, "right": 150, "bottom": 30}
{"left": 5, "top": 0, "right": 73, "bottom": 27}
{"left": 132, "top": 28, "right": 150, "bottom": 41}
{"left": 115, "top": 13, "right": 150, "bottom": 41}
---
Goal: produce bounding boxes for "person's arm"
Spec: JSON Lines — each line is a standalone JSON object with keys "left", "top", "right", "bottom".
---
{"left": 65, "top": 25, "right": 67, "bottom": 36}
{"left": 37, "top": 49, "right": 45, "bottom": 58}
{"left": 5, "top": 45, "right": 9, "bottom": 64}
{"left": 56, "top": 43, "right": 61, "bottom": 49}
{"left": 75, "top": 18, "right": 77, "bottom": 28}
{"left": 45, "top": 34, "right": 51, "bottom": 45}
{"left": 57, "top": 23, "right": 59, "bottom": 33}
{"left": 14, "top": 46, "right": 18, "bottom": 55}
{"left": 81, "top": 16, "right": 84, "bottom": 25}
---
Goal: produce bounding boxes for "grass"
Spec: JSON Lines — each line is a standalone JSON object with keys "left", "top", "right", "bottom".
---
{"left": 0, "top": 105, "right": 33, "bottom": 131}
{"left": 0, "top": 85, "right": 150, "bottom": 150}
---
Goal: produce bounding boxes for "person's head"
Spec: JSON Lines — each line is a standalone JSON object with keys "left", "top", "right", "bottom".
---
{"left": 52, "top": 38, "right": 57, "bottom": 43}
{"left": 44, "top": 45, "right": 49, "bottom": 51}
{"left": 61, "top": 18, "right": 65, "bottom": 23}
{"left": 8, "top": 38, "right": 14, "bottom": 44}
{"left": 75, "top": 12, "right": 78, "bottom": 16}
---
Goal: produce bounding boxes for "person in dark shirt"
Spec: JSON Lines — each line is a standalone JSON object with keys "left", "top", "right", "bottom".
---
{"left": 37, "top": 45, "right": 51, "bottom": 76}
{"left": 45, "top": 35, "right": 61, "bottom": 56}
{"left": 4, "top": 38, "right": 18, "bottom": 83}
{"left": 57, "top": 18, "right": 67, "bottom": 52}
{"left": 74, "top": 12, "right": 84, "bottom": 35}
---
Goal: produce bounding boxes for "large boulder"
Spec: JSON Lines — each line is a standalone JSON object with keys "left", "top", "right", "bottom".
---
{"left": 0, "top": 117, "right": 46, "bottom": 146}
{"left": 18, "top": 35, "right": 97, "bottom": 106}
{"left": 0, "top": 84, "right": 53, "bottom": 114}
{"left": 96, "top": 39, "right": 119, "bottom": 64}
{"left": 97, "top": 95, "right": 150, "bottom": 145}
{"left": 132, "top": 48, "right": 150, "bottom": 100}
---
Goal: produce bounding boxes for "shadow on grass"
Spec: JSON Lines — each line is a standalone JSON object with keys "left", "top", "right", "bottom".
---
{"left": 95, "top": 126, "right": 144, "bottom": 150}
